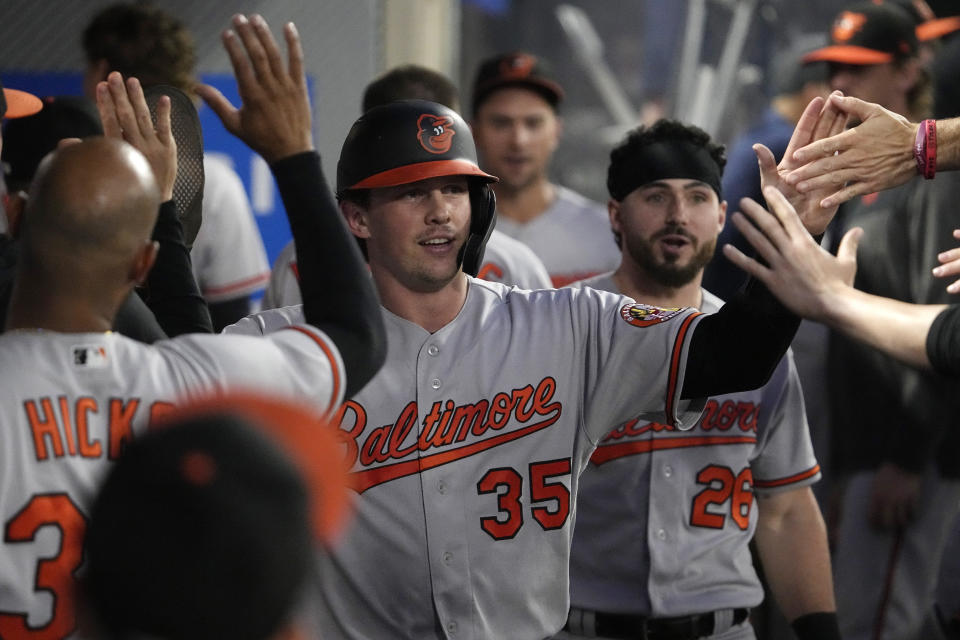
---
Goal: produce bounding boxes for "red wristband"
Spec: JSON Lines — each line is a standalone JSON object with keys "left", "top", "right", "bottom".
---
{"left": 915, "top": 119, "right": 937, "bottom": 179}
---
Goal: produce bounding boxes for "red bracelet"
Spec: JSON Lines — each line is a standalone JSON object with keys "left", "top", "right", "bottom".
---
{"left": 915, "top": 119, "right": 937, "bottom": 179}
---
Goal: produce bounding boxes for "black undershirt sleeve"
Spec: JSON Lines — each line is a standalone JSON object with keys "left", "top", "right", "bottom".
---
{"left": 681, "top": 276, "right": 801, "bottom": 399}
{"left": 269, "top": 152, "right": 386, "bottom": 397}
{"left": 138, "top": 199, "right": 213, "bottom": 337}
{"left": 927, "top": 304, "right": 960, "bottom": 377}
{"left": 209, "top": 296, "right": 252, "bottom": 333}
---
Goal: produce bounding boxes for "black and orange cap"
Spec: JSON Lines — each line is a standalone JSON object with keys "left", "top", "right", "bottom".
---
{"left": 471, "top": 51, "right": 565, "bottom": 115}
{"left": 803, "top": 2, "right": 918, "bottom": 65}
{"left": 336, "top": 99, "right": 497, "bottom": 196}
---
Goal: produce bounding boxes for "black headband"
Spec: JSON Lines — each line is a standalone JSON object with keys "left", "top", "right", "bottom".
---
{"left": 608, "top": 141, "right": 722, "bottom": 202}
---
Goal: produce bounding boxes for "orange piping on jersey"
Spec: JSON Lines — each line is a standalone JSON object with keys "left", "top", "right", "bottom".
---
{"left": 752, "top": 464, "right": 821, "bottom": 488}
{"left": 550, "top": 271, "right": 602, "bottom": 288}
{"left": 202, "top": 271, "right": 270, "bottom": 297}
{"left": 591, "top": 435, "right": 758, "bottom": 465}
{"left": 351, "top": 413, "right": 561, "bottom": 494}
{"left": 665, "top": 312, "right": 702, "bottom": 426}
{"left": 284, "top": 325, "right": 342, "bottom": 415}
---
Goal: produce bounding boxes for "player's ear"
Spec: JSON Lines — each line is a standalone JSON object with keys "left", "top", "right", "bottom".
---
{"left": 340, "top": 200, "right": 371, "bottom": 239}
{"left": 129, "top": 240, "right": 159, "bottom": 285}
{"left": 718, "top": 199, "right": 727, "bottom": 231}
{"left": 608, "top": 198, "right": 625, "bottom": 250}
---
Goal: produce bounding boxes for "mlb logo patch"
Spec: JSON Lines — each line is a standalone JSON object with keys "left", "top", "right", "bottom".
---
{"left": 619, "top": 303, "right": 685, "bottom": 327}
{"left": 72, "top": 345, "right": 108, "bottom": 368}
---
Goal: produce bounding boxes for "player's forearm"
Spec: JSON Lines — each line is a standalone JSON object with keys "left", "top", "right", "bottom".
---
{"left": 754, "top": 489, "right": 836, "bottom": 621}
{"left": 143, "top": 199, "right": 213, "bottom": 336}
{"left": 682, "top": 278, "right": 799, "bottom": 398}
{"left": 820, "top": 286, "right": 944, "bottom": 370}
{"left": 270, "top": 151, "right": 386, "bottom": 396}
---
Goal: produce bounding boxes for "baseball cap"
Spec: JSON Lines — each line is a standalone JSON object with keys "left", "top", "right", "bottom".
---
{"left": 803, "top": 2, "right": 919, "bottom": 65}
{"left": 770, "top": 34, "right": 830, "bottom": 97}
{"left": 2, "top": 96, "right": 103, "bottom": 188}
{"left": 82, "top": 393, "right": 352, "bottom": 640}
{"left": 0, "top": 78, "right": 42, "bottom": 119}
{"left": 883, "top": 0, "right": 960, "bottom": 40}
{"left": 471, "top": 51, "right": 565, "bottom": 114}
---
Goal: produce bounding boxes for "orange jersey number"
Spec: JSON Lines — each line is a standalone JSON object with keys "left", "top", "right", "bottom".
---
{"left": 0, "top": 494, "right": 87, "bottom": 639}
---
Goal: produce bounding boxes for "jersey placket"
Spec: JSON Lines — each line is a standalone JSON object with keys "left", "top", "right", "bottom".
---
{"left": 416, "top": 332, "right": 473, "bottom": 639}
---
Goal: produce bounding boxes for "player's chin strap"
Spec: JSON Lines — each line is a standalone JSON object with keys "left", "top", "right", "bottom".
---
{"left": 459, "top": 182, "right": 497, "bottom": 277}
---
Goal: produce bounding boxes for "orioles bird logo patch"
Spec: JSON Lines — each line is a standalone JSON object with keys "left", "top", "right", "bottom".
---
{"left": 832, "top": 11, "right": 867, "bottom": 43}
{"left": 619, "top": 303, "right": 684, "bottom": 327}
{"left": 417, "top": 114, "right": 455, "bottom": 154}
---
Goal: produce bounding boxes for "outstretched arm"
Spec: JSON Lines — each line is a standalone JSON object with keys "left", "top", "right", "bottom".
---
{"left": 786, "top": 94, "right": 960, "bottom": 208}
{"left": 197, "top": 14, "right": 385, "bottom": 396}
{"left": 723, "top": 185, "right": 947, "bottom": 371}
{"left": 98, "top": 71, "right": 213, "bottom": 338}
{"left": 679, "top": 100, "right": 847, "bottom": 399}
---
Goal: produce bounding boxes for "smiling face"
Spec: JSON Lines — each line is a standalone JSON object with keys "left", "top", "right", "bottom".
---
{"left": 343, "top": 175, "right": 472, "bottom": 293}
{"left": 611, "top": 179, "right": 725, "bottom": 288}
{"left": 471, "top": 87, "right": 560, "bottom": 194}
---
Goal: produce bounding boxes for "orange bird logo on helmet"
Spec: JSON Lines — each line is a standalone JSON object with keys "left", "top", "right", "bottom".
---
{"left": 417, "top": 114, "right": 455, "bottom": 154}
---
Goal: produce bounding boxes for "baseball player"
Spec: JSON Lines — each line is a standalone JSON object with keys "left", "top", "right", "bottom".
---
{"left": 0, "top": 15, "right": 384, "bottom": 638}
{"left": 261, "top": 64, "right": 551, "bottom": 310}
{"left": 561, "top": 120, "right": 838, "bottom": 640}
{"left": 470, "top": 51, "right": 621, "bottom": 287}
{"left": 227, "top": 88, "right": 844, "bottom": 638}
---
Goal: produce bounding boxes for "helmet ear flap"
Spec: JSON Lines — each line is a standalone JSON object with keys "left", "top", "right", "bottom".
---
{"left": 460, "top": 183, "right": 497, "bottom": 277}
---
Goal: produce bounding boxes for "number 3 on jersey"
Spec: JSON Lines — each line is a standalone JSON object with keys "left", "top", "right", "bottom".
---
{"left": 477, "top": 458, "right": 571, "bottom": 540}
{"left": 0, "top": 494, "right": 86, "bottom": 639}
{"left": 690, "top": 464, "right": 753, "bottom": 530}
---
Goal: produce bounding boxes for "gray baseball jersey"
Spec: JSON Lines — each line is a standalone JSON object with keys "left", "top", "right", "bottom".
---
{"left": 567, "top": 275, "right": 820, "bottom": 617}
{"left": 261, "top": 229, "right": 552, "bottom": 310}
{"left": 0, "top": 326, "right": 343, "bottom": 638}
{"left": 226, "top": 278, "right": 705, "bottom": 639}
{"left": 494, "top": 185, "right": 621, "bottom": 287}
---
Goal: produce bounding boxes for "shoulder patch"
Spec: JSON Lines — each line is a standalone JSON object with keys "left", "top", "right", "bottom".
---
{"left": 619, "top": 303, "right": 686, "bottom": 327}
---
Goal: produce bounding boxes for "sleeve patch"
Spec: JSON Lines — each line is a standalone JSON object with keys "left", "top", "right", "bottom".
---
{"left": 619, "top": 303, "right": 687, "bottom": 327}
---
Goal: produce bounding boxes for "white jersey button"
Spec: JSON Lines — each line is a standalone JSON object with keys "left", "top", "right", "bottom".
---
{"left": 442, "top": 551, "right": 453, "bottom": 565}
{"left": 437, "top": 480, "right": 447, "bottom": 494}
{"left": 431, "top": 378, "right": 442, "bottom": 389}
{"left": 427, "top": 344, "right": 439, "bottom": 356}
{"left": 656, "top": 528, "right": 667, "bottom": 540}
{"left": 447, "top": 621, "right": 458, "bottom": 635}
{"left": 663, "top": 465, "right": 673, "bottom": 478}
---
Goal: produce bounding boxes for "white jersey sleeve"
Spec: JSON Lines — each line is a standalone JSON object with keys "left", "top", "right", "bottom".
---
{"left": 477, "top": 230, "right": 553, "bottom": 289}
{"left": 191, "top": 155, "right": 270, "bottom": 302}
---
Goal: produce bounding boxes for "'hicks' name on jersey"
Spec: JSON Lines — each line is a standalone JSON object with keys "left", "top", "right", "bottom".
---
{"left": 24, "top": 395, "right": 175, "bottom": 462}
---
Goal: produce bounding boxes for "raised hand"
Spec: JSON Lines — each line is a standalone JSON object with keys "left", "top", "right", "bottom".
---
{"left": 97, "top": 71, "right": 176, "bottom": 201}
{"left": 722, "top": 185, "right": 861, "bottom": 322}
{"left": 754, "top": 92, "right": 848, "bottom": 236}
{"left": 785, "top": 95, "right": 917, "bottom": 209}
{"left": 195, "top": 14, "right": 313, "bottom": 164}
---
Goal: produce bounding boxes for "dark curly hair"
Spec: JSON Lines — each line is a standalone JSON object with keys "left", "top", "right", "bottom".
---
{"left": 607, "top": 119, "right": 726, "bottom": 200}
{"left": 83, "top": 4, "right": 196, "bottom": 97}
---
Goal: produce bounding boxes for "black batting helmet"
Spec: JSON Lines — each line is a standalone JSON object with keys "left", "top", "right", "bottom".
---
{"left": 336, "top": 99, "right": 499, "bottom": 277}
